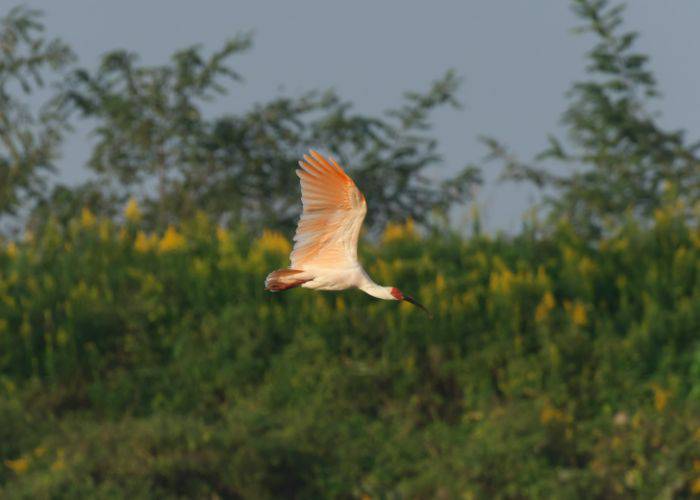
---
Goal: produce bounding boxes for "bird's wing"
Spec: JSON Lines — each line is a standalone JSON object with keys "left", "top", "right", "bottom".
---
{"left": 290, "top": 150, "right": 367, "bottom": 269}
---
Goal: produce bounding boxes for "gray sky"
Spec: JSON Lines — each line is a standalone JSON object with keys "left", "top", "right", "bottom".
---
{"left": 21, "top": 1, "right": 700, "bottom": 231}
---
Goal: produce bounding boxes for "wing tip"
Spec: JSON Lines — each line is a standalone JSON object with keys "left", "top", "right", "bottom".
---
{"left": 308, "top": 149, "right": 348, "bottom": 178}
{"left": 309, "top": 149, "right": 330, "bottom": 165}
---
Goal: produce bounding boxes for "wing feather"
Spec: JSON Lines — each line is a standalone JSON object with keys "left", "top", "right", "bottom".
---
{"left": 290, "top": 150, "right": 367, "bottom": 269}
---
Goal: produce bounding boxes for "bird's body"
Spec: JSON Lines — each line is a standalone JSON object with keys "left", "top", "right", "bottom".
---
{"left": 265, "top": 150, "right": 430, "bottom": 315}
{"left": 300, "top": 265, "right": 393, "bottom": 299}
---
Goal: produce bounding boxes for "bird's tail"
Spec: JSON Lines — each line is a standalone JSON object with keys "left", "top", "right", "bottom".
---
{"left": 264, "top": 268, "right": 310, "bottom": 292}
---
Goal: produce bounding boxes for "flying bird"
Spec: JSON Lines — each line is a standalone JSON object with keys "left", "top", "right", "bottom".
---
{"left": 265, "top": 150, "right": 431, "bottom": 316}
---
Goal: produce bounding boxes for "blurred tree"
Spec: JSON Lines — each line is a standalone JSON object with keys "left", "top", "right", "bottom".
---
{"left": 485, "top": 0, "right": 700, "bottom": 237}
{"left": 65, "top": 37, "right": 252, "bottom": 227}
{"left": 66, "top": 40, "right": 479, "bottom": 232}
{"left": 181, "top": 70, "right": 480, "bottom": 232}
{"left": 0, "top": 6, "right": 74, "bottom": 227}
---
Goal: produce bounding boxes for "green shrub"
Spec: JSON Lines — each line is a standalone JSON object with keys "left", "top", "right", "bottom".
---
{"left": 1, "top": 207, "right": 699, "bottom": 497}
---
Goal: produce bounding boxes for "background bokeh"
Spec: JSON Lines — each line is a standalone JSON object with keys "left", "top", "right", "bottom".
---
{"left": 1, "top": 1, "right": 699, "bottom": 498}
{"left": 17, "top": 0, "right": 700, "bottom": 231}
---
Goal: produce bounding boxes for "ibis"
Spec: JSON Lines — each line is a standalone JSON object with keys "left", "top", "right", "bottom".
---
{"left": 265, "top": 150, "right": 431, "bottom": 316}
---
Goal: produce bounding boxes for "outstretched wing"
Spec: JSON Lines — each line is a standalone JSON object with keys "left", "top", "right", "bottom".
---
{"left": 290, "top": 150, "right": 367, "bottom": 269}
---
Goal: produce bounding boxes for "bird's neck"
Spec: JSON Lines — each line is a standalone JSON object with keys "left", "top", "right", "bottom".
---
{"left": 359, "top": 279, "right": 396, "bottom": 300}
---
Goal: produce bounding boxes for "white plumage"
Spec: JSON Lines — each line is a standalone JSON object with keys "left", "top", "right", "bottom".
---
{"left": 265, "top": 149, "right": 430, "bottom": 315}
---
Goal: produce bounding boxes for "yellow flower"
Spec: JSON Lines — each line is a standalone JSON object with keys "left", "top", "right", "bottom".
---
{"left": 489, "top": 268, "right": 514, "bottom": 295}
{"left": 692, "top": 478, "right": 700, "bottom": 495}
{"left": 625, "top": 469, "right": 641, "bottom": 488}
{"left": 124, "top": 197, "right": 141, "bottom": 223}
{"left": 6, "top": 241, "right": 17, "bottom": 258}
{"left": 56, "top": 327, "right": 69, "bottom": 346}
{"left": 98, "top": 219, "right": 111, "bottom": 241}
{"left": 651, "top": 384, "right": 669, "bottom": 412}
{"left": 539, "top": 403, "right": 566, "bottom": 424}
{"left": 564, "top": 300, "right": 587, "bottom": 327}
{"left": 134, "top": 231, "right": 157, "bottom": 253}
{"left": 216, "top": 226, "right": 229, "bottom": 245}
{"left": 253, "top": 230, "right": 291, "bottom": 256}
{"left": 51, "top": 449, "right": 65, "bottom": 472}
{"left": 571, "top": 302, "right": 587, "bottom": 326}
{"left": 382, "top": 218, "right": 417, "bottom": 244}
{"left": 81, "top": 207, "right": 96, "bottom": 228}
{"left": 434, "top": 274, "right": 446, "bottom": 294}
{"left": 5, "top": 456, "right": 29, "bottom": 474}
{"left": 158, "top": 226, "right": 186, "bottom": 253}
{"left": 691, "top": 229, "right": 700, "bottom": 249}
{"left": 535, "top": 291, "right": 556, "bottom": 323}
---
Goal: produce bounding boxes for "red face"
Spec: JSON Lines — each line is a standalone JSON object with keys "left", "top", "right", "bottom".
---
{"left": 390, "top": 287, "right": 403, "bottom": 300}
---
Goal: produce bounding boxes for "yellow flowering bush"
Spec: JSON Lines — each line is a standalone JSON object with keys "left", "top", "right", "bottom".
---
{"left": 5, "top": 241, "right": 17, "bottom": 259}
{"left": 158, "top": 226, "right": 186, "bottom": 253}
{"left": 134, "top": 231, "right": 158, "bottom": 253}
{"left": 382, "top": 218, "right": 417, "bottom": 244}
{"left": 0, "top": 205, "right": 698, "bottom": 498}
{"left": 252, "top": 229, "right": 291, "bottom": 256}
{"left": 80, "top": 207, "right": 96, "bottom": 228}
{"left": 4, "top": 456, "right": 30, "bottom": 474}
{"left": 565, "top": 300, "right": 588, "bottom": 327}
{"left": 124, "top": 197, "right": 142, "bottom": 222}
{"left": 535, "top": 291, "right": 556, "bottom": 323}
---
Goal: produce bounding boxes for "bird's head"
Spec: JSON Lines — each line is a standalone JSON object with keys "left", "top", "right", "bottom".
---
{"left": 390, "top": 287, "right": 432, "bottom": 317}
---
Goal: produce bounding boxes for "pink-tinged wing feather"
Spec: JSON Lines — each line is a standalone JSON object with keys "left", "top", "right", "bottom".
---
{"left": 291, "top": 150, "right": 367, "bottom": 269}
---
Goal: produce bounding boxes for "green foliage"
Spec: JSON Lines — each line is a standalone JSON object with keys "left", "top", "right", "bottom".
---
{"left": 0, "top": 6, "right": 74, "bottom": 221}
{"left": 63, "top": 41, "right": 477, "bottom": 232}
{"left": 487, "top": 0, "right": 700, "bottom": 237}
{"left": 64, "top": 36, "right": 252, "bottom": 228}
{"left": 200, "top": 70, "right": 479, "bottom": 233}
{"left": 1, "top": 2, "right": 699, "bottom": 497}
{"left": 1, "top": 206, "right": 699, "bottom": 497}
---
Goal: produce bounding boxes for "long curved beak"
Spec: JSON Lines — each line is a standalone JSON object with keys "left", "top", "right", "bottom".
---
{"left": 404, "top": 295, "right": 433, "bottom": 318}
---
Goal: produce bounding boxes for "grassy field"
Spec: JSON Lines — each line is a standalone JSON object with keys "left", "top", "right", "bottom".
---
{"left": 1, "top": 204, "right": 700, "bottom": 498}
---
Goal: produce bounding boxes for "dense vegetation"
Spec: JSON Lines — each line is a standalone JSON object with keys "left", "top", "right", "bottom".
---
{"left": 2, "top": 0, "right": 700, "bottom": 497}
{"left": 1, "top": 204, "right": 699, "bottom": 498}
